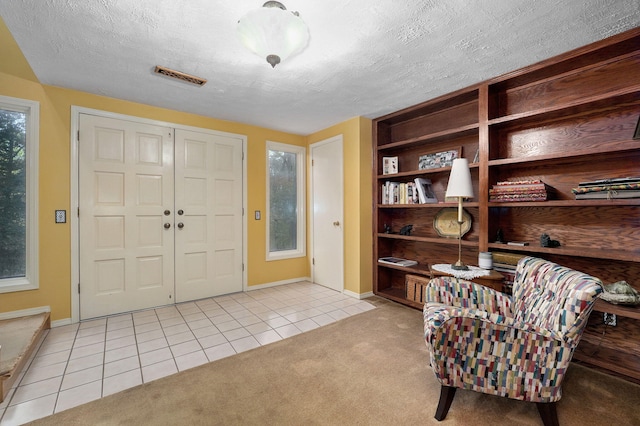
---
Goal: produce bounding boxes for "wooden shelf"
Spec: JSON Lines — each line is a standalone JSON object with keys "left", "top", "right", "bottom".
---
{"left": 377, "top": 124, "right": 479, "bottom": 151}
{"left": 488, "top": 199, "right": 640, "bottom": 207}
{"left": 372, "top": 27, "right": 640, "bottom": 383}
{"left": 594, "top": 300, "right": 640, "bottom": 320}
{"left": 487, "top": 139, "right": 640, "bottom": 167}
{"left": 487, "top": 243, "right": 640, "bottom": 263}
{"left": 378, "top": 202, "right": 480, "bottom": 209}
{"left": 487, "top": 87, "right": 640, "bottom": 126}
{"left": 380, "top": 234, "right": 479, "bottom": 247}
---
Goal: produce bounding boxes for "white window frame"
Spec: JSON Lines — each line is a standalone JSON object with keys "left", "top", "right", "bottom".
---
{"left": 0, "top": 95, "right": 39, "bottom": 293}
{"left": 266, "top": 141, "right": 306, "bottom": 261}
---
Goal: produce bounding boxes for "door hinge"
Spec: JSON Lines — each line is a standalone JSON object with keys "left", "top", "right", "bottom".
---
{"left": 242, "top": 263, "right": 245, "bottom": 271}
{"left": 312, "top": 258, "right": 315, "bottom": 265}
{"left": 77, "top": 207, "right": 80, "bottom": 217}
{"left": 78, "top": 283, "right": 80, "bottom": 294}
{"left": 77, "top": 130, "right": 80, "bottom": 141}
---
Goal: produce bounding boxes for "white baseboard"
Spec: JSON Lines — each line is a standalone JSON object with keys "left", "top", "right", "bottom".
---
{"left": 51, "top": 318, "right": 73, "bottom": 328}
{"left": 246, "top": 277, "right": 312, "bottom": 292}
{"left": 0, "top": 306, "right": 50, "bottom": 321}
{"left": 343, "top": 290, "right": 374, "bottom": 300}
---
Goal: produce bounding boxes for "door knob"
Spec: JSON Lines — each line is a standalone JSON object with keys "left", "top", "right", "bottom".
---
{"left": 333, "top": 221, "right": 340, "bottom": 226}
{"left": 177, "top": 222, "right": 184, "bottom": 229}
{"left": 164, "top": 223, "right": 171, "bottom": 229}
{"left": 178, "top": 209, "right": 184, "bottom": 215}
{"left": 164, "top": 210, "right": 171, "bottom": 216}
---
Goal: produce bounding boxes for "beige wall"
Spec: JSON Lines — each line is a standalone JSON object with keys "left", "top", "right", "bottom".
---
{"left": 0, "top": 17, "right": 373, "bottom": 322}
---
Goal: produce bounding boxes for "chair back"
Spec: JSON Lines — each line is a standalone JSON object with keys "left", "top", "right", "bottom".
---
{"left": 512, "top": 257, "right": 603, "bottom": 346}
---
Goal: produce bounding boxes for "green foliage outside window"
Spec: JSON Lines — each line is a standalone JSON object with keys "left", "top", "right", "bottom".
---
{"left": 269, "top": 149, "right": 297, "bottom": 252}
{"left": 0, "top": 109, "right": 26, "bottom": 279}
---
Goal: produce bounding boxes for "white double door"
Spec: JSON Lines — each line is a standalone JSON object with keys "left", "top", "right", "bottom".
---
{"left": 78, "top": 114, "right": 243, "bottom": 320}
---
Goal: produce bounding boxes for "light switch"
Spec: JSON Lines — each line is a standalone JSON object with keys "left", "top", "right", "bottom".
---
{"left": 255, "top": 210, "right": 261, "bottom": 220}
{"left": 55, "top": 210, "right": 66, "bottom": 223}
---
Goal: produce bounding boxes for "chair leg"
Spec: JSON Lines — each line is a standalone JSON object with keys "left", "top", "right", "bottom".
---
{"left": 536, "top": 402, "right": 559, "bottom": 426}
{"left": 434, "top": 385, "right": 457, "bottom": 421}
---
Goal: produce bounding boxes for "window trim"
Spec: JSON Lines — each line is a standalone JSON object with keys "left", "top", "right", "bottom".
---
{"left": 0, "top": 95, "right": 39, "bottom": 293}
{"left": 266, "top": 141, "right": 306, "bottom": 261}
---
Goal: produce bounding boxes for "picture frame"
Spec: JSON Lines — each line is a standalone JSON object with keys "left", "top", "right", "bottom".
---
{"left": 634, "top": 114, "right": 640, "bottom": 140}
{"left": 418, "top": 147, "right": 461, "bottom": 170}
{"left": 382, "top": 156, "right": 398, "bottom": 175}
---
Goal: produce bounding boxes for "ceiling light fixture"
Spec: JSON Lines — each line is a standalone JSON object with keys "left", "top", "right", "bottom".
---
{"left": 237, "top": 1, "right": 310, "bottom": 68}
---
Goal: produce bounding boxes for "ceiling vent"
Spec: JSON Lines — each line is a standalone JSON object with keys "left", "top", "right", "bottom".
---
{"left": 154, "top": 66, "right": 207, "bottom": 86}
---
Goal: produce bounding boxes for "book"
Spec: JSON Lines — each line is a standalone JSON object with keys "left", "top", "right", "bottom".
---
{"left": 507, "top": 241, "right": 529, "bottom": 246}
{"left": 491, "top": 251, "right": 526, "bottom": 265}
{"left": 578, "top": 176, "right": 640, "bottom": 187}
{"left": 494, "top": 179, "right": 544, "bottom": 187}
{"left": 572, "top": 182, "right": 640, "bottom": 195}
{"left": 575, "top": 190, "right": 640, "bottom": 200}
{"left": 492, "top": 262, "right": 517, "bottom": 270}
{"left": 414, "top": 178, "right": 438, "bottom": 204}
{"left": 490, "top": 180, "right": 550, "bottom": 202}
{"left": 378, "top": 257, "right": 418, "bottom": 267}
{"left": 382, "top": 156, "right": 398, "bottom": 175}
{"left": 490, "top": 193, "right": 548, "bottom": 202}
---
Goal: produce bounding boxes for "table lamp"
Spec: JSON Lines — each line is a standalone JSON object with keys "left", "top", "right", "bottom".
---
{"left": 445, "top": 158, "right": 474, "bottom": 270}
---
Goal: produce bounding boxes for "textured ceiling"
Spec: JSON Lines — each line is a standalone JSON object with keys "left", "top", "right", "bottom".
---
{"left": 1, "top": 0, "right": 639, "bottom": 135}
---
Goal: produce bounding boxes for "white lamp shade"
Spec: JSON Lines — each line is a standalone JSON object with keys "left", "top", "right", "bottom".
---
{"left": 445, "top": 158, "right": 474, "bottom": 198}
{"left": 237, "top": 5, "right": 309, "bottom": 64}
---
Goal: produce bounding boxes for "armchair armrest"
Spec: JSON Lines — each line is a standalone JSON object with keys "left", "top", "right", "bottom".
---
{"left": 423, "top": 306, "right": 570, "bottom": 402}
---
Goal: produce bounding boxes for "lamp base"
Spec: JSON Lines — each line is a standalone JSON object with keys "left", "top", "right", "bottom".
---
{"left": 451, "top": 260, "right": 469, "bottom": 271}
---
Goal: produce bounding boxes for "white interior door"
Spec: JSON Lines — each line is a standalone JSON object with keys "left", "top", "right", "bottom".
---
{"left": 78, "top": 114, "right": 244, "bottom": 319}
{"left": 78, "top": 114, "right": 174, "bottom": 319}
{"left": 311, "top": 136, "right": 344, "bottom": 292}
{"left": 174, "top": 129, "right": 243, "bottom": 302}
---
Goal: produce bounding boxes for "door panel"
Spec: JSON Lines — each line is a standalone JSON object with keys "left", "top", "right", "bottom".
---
{"left": 311, "top": 137, "right": 344, "bottom": 292}
{"left": 79, "top": 114, "right": 174, "bottom": 319}
{"left": 174, "top": 130, "right": 243, "bottom": 302}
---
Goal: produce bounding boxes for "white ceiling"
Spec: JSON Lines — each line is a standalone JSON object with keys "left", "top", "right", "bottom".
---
{"left": 1, "top": 0, "right": 639, "bottom": 135}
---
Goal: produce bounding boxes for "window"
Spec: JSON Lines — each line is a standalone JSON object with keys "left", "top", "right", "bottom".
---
{"left": 266, "top": 141, "right": 305, "bottom": 260}
{"left": 0, "top": 96, "right": 39, "bottom": 293}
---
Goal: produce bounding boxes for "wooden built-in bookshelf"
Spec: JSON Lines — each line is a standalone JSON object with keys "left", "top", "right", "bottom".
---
{"left": 372, "top": 27, "right": 640, "bottom": 383}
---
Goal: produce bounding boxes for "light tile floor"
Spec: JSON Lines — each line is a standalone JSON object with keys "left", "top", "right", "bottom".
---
{"left": 0, "top": 282, "right": 375, "bottom": 426}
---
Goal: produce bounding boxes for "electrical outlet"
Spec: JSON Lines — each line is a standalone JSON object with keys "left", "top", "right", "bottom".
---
{"left": 603, "top": 313, "right": 617, "bottom": 327}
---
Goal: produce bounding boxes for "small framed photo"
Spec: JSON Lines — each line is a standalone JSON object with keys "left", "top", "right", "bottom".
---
{"left": 382, "top": 156, "right": 398, "bottom": 175}
{"left": 418, "top": 147, "right": 461, "bottom": 170}
{"left": 634, "top": 115, "right": 640, "bottom": 140}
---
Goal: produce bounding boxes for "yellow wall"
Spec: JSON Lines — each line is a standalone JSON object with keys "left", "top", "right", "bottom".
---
{"left": 0, "top": 17, "right": 373, "bottom": 321}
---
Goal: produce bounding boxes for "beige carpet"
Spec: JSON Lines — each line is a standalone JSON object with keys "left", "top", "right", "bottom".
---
{"left": 29, "top": 298, "right": 640, "bottom": 425}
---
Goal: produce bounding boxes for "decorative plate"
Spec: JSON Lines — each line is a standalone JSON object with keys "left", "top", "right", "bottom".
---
{"left": 433, "top": 208, "right": 472, "bottom": 238}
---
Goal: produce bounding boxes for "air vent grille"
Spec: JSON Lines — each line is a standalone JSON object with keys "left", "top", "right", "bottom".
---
{"left": 154, "top": 66, "right": 207, "bottom": 86}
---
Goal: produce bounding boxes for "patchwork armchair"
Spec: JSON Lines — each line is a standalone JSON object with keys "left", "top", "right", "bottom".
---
{"left": 423, "top": 257, "right": 603, "bottom": 426}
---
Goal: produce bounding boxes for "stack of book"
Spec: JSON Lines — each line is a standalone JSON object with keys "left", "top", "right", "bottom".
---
{"left": 491, "top": 251, "right": 526, "bottom": 293}
{"left": 571, "top": 177, "right": 640, "bottom": 200}
{"left": 489, "top": 180, "right": 549, "bottom": 202}
{"left": 381, "top": 178, "right": 437, "bottom": 204}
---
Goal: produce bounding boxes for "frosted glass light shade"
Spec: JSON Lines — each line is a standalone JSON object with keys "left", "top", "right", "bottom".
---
{"left": 445, "top": 158, "right": 474, "bottom": 198}
{"left": 237, "top": 2, "right": 310, "bottom": 67}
